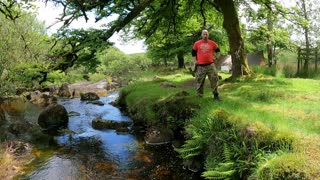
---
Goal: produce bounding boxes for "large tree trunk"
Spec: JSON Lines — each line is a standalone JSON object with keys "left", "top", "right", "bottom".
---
{"left": 215, "top": 0, "right": 251, "bottom": 79}
{"left": 177, "top": 51, "right": 184, "bottom": 69}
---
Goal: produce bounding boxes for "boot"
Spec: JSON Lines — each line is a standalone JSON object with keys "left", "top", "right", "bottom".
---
{"left": 214, "top": 93, "right": 221, "bottom": 101}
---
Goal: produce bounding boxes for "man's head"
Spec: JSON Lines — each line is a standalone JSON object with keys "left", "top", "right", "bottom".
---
{"left": 201, "top": 30, "right": 209, "bottom": 40}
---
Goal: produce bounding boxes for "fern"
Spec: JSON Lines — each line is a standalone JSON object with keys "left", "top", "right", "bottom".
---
{"left": 177, "top": 135, "right": 204, "bottom": 159}
{"left": 202, "top": 169, "right": 235, "bottom": 180}
{"left": 202, "top": 143, "right": 235, "bottom": 179}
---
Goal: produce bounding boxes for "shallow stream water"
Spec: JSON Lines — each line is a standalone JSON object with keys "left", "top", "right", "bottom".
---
{"left": 14, "top": 91, "right": 200, "bottom": 179}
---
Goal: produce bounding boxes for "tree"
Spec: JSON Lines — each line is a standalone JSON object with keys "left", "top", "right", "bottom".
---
{"left": 241, "top": 0, "right": 293, "bottom": 66}
{"left": 49, "top": 28, "right": 112, "bottom": 73}
{"left": 288, "top": 0, "right": 320, "bottom": 72}
{"left": 44, "top": 0, "right": 253, "bottom": 79}
{"left": 126, "top": 0, "right": 228, "bottom": 68}
{"left": 0, "top": 5, "right": 50, "bottom": 92}
{"left": 213, "top": 0, "right": 251, "bottom": 78}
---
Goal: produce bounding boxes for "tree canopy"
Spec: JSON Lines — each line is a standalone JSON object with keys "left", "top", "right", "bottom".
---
{"left": 0, "top": 0, "right": 319, "bottom": 84}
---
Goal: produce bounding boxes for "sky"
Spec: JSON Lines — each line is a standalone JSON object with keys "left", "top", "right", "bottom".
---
{"left": 34, "top": 2, "right": 146, "bottom": 54}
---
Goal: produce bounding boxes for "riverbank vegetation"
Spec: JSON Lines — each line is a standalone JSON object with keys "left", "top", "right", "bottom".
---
{"left": 117, "top": 68, "right": 320, "bottom": 179}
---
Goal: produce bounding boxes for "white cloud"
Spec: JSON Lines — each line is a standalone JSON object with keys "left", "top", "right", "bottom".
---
{"left": 34, "top": 2, "right": 146, "bottom": 54}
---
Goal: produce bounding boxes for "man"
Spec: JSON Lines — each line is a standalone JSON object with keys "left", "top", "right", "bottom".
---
{"left": 192, "top": 29, "right": 221, "bottom": 101}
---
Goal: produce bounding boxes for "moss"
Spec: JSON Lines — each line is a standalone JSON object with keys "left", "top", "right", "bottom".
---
{"left": 128, "top": 97, "right": 157, "bottom": 126}
{"left": 254, "top": 153, "right": 316, "bottom": 179}
{"left": 153, "top": 91, "right": 199, "bottom": 131}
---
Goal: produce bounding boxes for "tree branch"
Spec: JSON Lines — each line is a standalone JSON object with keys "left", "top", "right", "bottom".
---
{"left": 200, "top": 0, "right": 206, "bottom": 27}
{"left": 104, "top": 0, "right": 156, "bottom": 40}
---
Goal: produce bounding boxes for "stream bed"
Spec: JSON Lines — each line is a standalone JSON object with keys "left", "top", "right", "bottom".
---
{"left": 15, "top": 91, "right": 200, "bottom": 179}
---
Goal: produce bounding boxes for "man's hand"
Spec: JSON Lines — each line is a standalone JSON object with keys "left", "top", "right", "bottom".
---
{"left": 216, "top": 52, "right": 221, "bottom": 59}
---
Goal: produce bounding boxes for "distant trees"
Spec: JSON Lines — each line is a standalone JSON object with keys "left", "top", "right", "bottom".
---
{"left": 241, "top": 0, "right": 293, "bottom": 67}
{"left": 0, "top": 4, "right": 50, "bottom": 94}
{"left": 289, "top": 0, "right": 320, "bottom": 73}
{"left": 97, "top": 47, "right": 152, "bottom": 77}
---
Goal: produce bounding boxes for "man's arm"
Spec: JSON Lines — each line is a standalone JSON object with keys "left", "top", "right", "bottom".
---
{"left": 192, "top": 49, "right": 197, "bottom": 64}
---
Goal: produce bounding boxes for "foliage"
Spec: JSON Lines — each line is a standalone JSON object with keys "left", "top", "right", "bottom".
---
{"left": 0, "top": 79, "right": 16, "bottom": 96}
{"left": 48, "top": 28, "right": 112, "bottom": 73}
{"left": 0, "top": 3, "right": 51, "bottom": 94}
{"left": 251, "top": 65, "right": 277, "bottom": 77}
{"left": 126, "top": 0, "right": 229, "bottom": 67}
{"left": 288, "top": 0, "right": 320, "bottom": 47}
{"left": 282, "top": 64, "right": 297, "bottom": 78}
{"left": 43, "top": 70, "right": 68, "bottom": 86}
{"left": 97, "top": 47, "right": 152, "bottom": 78}
{"left": 43, "top": 0, "right": 256, "bottom": 78}
{"left": 9, "top": 63, "right": 45, "bottom": 88}
{"left": 202, "top": 144, "right": 235, "bottom": 179}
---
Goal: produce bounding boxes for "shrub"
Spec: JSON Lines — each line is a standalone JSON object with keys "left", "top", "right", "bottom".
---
{"left": 282, "top": 64, "right": 296, "bottom": 78}
{"left": 9, "top": 63, "right": 44, "bottom": 88}
{"left": 251, "top": 65, "right": 277, "bottom": 77}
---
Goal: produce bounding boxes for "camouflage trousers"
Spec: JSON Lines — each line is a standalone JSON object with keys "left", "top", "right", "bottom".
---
{"left": 195, "top": 63, "right": 219, "bottom": 97}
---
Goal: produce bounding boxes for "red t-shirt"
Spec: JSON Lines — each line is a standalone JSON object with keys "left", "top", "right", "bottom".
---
{"left": 192, "top": 40, "right": 218, "bottom": 64}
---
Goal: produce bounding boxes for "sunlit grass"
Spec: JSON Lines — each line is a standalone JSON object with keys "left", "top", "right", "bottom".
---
{"left": 120, "top": 70, "right": 320, "bottom": 178}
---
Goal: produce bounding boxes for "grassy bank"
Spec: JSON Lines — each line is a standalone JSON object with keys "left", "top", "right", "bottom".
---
{"left": 117, "top": 69, "right": 320, "bottom": 179}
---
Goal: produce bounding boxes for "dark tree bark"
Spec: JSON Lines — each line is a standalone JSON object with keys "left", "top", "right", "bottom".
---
{"left": 214, "top": 0, "right": 251, "bottom": 79}
{"left": 177, "top": 51, "right": 184, "bottom": 69}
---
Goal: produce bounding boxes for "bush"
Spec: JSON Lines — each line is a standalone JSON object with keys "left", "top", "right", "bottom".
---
{"left": 9, "top": 63, "right": 44, "bottom": 88}
{"left": 282, "top": 64, "right": 296, "bottom": 78}
{"left": 251, "top": 65, "right": 277, "bottom": 77}
{"left": 44, "top": 70, "right": 67, "bottom": 86}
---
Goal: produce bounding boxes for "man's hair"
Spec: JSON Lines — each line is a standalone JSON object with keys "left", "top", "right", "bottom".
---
{"left": 202, "top": 29, "right": 209, "bottom": 34}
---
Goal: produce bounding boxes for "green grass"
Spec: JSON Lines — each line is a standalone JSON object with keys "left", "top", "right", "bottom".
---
{"left": 121, "top": 70, "right": 320, "bottom": 135}
{"left": 119, "top": 70, "right": 320, "bottom": 179}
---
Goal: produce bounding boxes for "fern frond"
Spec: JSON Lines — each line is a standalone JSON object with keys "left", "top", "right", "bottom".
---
{"left": 202, "top": 169, "right": 235, "bottom": 180}
{"left": 202, "top": 143, "right": 236, "bottom": 179}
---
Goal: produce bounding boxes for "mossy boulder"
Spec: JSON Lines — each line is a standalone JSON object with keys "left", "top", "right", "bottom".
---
{"left": 92, "top": 117, "right": 132, "bottom": 130}
{"left": 145, "top": 126, "right": 173, "bottom": 145}
{"left": 38, "top": 104, "right": 69, "bottom": 130}
{"left": 58, "top": 83, "right": 71, "bottom": 98}
{"left": 86, "top": 100, "right": 104, "bottom": 106}
{"left": 80, "top": 92, "right": 99, "bottom": 101}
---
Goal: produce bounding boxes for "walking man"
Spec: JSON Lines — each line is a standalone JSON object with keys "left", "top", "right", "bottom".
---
{"left": 192, "top": 29, "right": 221, "bottom": 101}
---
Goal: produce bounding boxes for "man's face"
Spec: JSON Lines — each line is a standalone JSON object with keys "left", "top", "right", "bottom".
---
{"left": 201, "top": 31, "right": 209, "bottom": 40}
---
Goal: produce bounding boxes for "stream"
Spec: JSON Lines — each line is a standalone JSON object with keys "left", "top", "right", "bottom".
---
{"left": 13, "top": 91, "right": 200, "bottom": 179}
